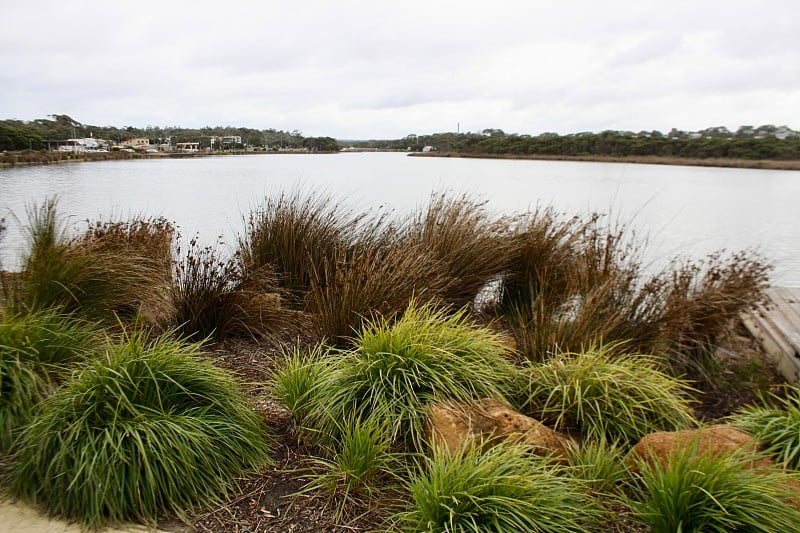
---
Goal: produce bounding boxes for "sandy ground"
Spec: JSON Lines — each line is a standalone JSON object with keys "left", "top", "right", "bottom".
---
{"left": 0, "top": 499, "right": 163, "bottom": 533}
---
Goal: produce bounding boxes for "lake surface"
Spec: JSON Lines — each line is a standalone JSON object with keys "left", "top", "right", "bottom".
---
{"left": 1, "top": 152, "right": 798, "bottom": 286}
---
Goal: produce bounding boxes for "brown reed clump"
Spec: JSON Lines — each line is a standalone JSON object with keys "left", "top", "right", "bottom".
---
{"left": 403, "top": 192, "right": 515, "bottom": 309}
{"left": 171, "top": 237, "right": 291, "bottom": 343}
{"left": 7, "top": 199, "right": 172, "bottom": 325}
{"left": 239, "top": 188, "right": 362, "bottom": 307}
{"left": 500, "top": 206, "right": 770, "bottom": 376}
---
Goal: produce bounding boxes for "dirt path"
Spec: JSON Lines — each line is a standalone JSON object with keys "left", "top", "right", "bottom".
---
{"left": 0, "top": 499, "right": 163, "bottom": 533}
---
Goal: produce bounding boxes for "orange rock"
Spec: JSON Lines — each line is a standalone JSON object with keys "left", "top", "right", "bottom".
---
{"left": 426, "top": 398, "right": 572, "bottom": 460}
{"left": 628, "top": 426, "right": 774, "bottom": 471}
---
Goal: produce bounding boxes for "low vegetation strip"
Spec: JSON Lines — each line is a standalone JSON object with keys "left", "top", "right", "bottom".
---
{"left": 410, "top": 151, "right": 800, "bottom": 170}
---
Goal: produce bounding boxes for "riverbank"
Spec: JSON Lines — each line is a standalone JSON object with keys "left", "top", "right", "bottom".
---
{"left": 0, "top": 150, "right": 165, "bottom": 169}
{"left": 409, "top": 151, "right": 800, "bottom": 170}
{"left": 0, "top": 150, "right": 340, "bottom": 169}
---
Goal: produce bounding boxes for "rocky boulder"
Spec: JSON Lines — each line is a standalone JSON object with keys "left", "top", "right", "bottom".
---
{"left": 628, "top": 426, "right": 774, "bottom": 471}
{"left": 426, "top": 397, "right": 571, "bottom": 460}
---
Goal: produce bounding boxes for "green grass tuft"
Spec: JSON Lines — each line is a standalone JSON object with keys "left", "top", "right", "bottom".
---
{"left": 730, "top": 387, "right": 800, "bottom": 470}
{"left": 0, "top": 309, "right": 100, "bottom": 449}
{"left": 629, "top": 443, "right": 800, "bottom": 532}
{"left": 308, "top": 300, "right": 518, "bottom": 450}
{"left": 395, "top": 442, "right": 601, "bottom": 532}
{"left": 520, "top": 344, "right": 698, "bottom": 446}
{"left": 270, "top": 343, "right": 328, "bottom": 423}
{"left": 300, "top": 414, "right": 401, "bottom": 517}
{"left": 8, "top": 331, "right": 272, "bottom": 528}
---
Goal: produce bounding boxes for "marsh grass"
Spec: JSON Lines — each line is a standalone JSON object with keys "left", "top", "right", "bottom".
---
{"left": 521, "top": 345, "right": 698, "bottom": 446}
{"left": 240, "top": 189, "right": 359, "bottom": 306}
{"left": 502, "top": 207, "right": 769, "bottom": 376}
{"left": 8, "top": 199, "right": 171, "bottom": 324}
{"left": 629, "top": 443, "right": 800, "bottom": 532}
{"left": 395, "top": 442, "right": 601, "bottom": 533}
{"left": 307, "top": 301, "right": 517, "bottom": 451}
{"left": 657, "top": 251, "right": 771, "bottom": 376}
{"left": 8, "top": 331, "right": 272, "bottom": 528}
{"left": 0, "top": 309, "right": 100, "bottom": 449}
{"left": 405, "top": 192, "right": 513, "bottom": 308}
{"left": 729, "top": 387, "right": 800, "bottom": 470}
{"left": 306, "top": 242, "right": 447, "bottom": 345}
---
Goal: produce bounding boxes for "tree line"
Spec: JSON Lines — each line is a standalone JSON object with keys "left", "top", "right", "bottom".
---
{"left": 0, "top": 115, "right": 338, "bottom": 152}
{"left": 354, "top": 129, "right": 800, "bottom": 160}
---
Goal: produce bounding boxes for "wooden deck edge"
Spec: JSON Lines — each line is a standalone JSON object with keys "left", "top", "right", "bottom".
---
{"left": 742, "top": 287, "right": 800, "bottom": 384}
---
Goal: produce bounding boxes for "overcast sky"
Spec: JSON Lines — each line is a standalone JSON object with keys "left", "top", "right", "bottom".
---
{"left": 2, "top": 0, "right": 798, "bottom": 139}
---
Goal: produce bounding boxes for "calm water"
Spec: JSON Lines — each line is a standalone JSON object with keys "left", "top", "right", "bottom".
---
{"left": 1, "top": 152, "right": 798, "bottom": 285}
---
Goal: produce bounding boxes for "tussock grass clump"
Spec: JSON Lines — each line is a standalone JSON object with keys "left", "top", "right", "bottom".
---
{"left": 657, "top": 251, "right": 771, "bottom": 375}
{"left": 308, "top": 301, "right": 517, "bottom": 450}
{"left": 8, "top": 332, "right": 272, "bottom": 528}
{"left": 82, "top": 215, "right": 174, "bottom": 279}
{"left": 9, "top": 199, "right": 170, "bottom": 324}
{"left": 270, "top": 343, "right": 328, "bottom": 423}
{"left": 170, "top": 237, "right": 286, "bottom": 342}
{"left": 730, "top": 387, "right": 800, "bottom": 470}
{"left": 240, "top": 189, "right": 359, "bottom": 305}
{"left": 300, "top": 414, "right": 401, "bottom": 516}
{"left": 629, "top": 444, "right": 800, "bottom": 532}
{"left": 502, "top": 208, "right": 769, "bottom": 374}
{"left": 306, "top": 242, "right": 446, "bottom": 345}
{"left": 404, "top": 192, "right": 513, "bottom": 308}
{"left": 0, "top": 309, "right": 99, "bottom": 449}
{"left": 395, "top": 442, "right": 601, "bottom": 532}
{"left": 565, "top": 437, "right": 631, "bottom": 494}
{"left": 521, "top": 345, "right": 697, "bottom": 445}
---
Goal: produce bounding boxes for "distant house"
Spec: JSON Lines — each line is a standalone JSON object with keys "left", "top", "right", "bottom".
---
{"left": 175, "top": 142, "right": 200, "bottom": 152}
{"left": 123, "top": 138, "right": 150, "bottom": 149}
{"left": 54, "top": 137, "right": 108, "bottom": 152}
{"left": 220, "top": 135, "right": 242, "bottom": 149}
{"left": 422, "top": 145, "right": 435, "bottom": 152}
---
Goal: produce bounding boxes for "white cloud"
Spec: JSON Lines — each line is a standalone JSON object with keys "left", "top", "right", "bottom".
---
{"left": 2, "top": 0, "right": 798, "bottom": 138}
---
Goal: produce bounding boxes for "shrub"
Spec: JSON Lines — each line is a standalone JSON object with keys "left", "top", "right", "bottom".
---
{"left": 730, "top": 387, "right": 800, "bottom": 470}
{"left": 629, "top": 443, "right": 800, "bottom": 532}
{"left": 11, "top": 199, "right": 169, "bottom": 324}
{"left": 395, "top": 442, "right": 601, "bottom": 532}
{"left": 520, "top": 345, "right": 697, "bottom": 445}
{"left": 8, "top": 332, "right": 272, "bottom": 527}
{"left": 0, "top": 309, "right": 99, "bottom": 449}
{"left": 308, "top": 301, "right": 517, "bottom": 450}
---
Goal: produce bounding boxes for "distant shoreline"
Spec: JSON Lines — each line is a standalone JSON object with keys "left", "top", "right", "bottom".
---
{"left": 408, "top": 151, "right": 800, "bottom": 171}
{"left": 0, "top": 150, "right": 338, "bottom": 169}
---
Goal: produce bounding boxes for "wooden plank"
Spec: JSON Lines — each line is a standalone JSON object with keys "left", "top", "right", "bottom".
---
{"left": 761, "top": 301, "right": 800, "bottom": 356}
{"left": 742, "top": 286, "right": 800, "bottom": 384}
{"left": 742, "top": 312, "right": 800, "bottom": 383}
{"left": 773, "top": 287, "right": 800, "bottom": 323}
